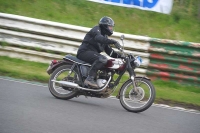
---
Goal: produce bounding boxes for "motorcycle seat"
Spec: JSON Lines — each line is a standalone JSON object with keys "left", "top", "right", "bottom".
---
{"left": 63, "top": 54, "right": 91, "bottom": 66}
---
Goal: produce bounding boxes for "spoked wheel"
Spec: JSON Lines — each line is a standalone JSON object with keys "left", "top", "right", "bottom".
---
{"left": 48, "top": 65, "right": 79, "bottom": 100}
{"left": 119, "top": 77, "right": 156, "bottom": 113}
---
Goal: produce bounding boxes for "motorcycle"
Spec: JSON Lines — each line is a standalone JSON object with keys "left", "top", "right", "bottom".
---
{"left": 46, "top": 35, "right": 155, "bottom": 113}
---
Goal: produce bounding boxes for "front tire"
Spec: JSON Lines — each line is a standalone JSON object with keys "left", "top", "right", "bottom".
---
{"left": 119, "top": 77, "right": 155, "bottom": 113}
{"left": 48, "top": 65, "right": 79, "bottom": 100}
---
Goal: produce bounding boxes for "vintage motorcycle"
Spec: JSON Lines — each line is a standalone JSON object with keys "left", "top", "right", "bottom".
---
{"left": 46, "top": 35, "right": 155, "bottom": 113}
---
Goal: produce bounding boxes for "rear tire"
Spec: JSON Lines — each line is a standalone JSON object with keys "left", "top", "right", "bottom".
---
{"left": 48, "top": 65, "right": 79, "bottom": 100}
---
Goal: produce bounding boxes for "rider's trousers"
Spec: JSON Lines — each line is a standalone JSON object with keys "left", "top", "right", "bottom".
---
{"left": 77, "top": 51, "right": 107, "bottom": 77}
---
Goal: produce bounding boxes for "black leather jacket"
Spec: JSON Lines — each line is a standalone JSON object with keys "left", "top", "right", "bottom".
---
{"left": 77, "top": 25, "right": 121, "bottom": 58}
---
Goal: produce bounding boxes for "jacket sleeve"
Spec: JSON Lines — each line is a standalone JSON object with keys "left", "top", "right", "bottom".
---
{"left": 104, "top": 45, "right": 121, "bottom": 58}
{"left": 91, "top": 26, "right": 115, "bottom": 44}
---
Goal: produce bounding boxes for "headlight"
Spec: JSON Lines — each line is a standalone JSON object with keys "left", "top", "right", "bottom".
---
{"left": 134, "top": 56, "right": 142, "bottom": 67}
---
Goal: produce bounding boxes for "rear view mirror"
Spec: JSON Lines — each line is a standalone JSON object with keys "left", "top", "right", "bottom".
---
{"left": 120, "top": 35, "right": 125, "bottom": 40}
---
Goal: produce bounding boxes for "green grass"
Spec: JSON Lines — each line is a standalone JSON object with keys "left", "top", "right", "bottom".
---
{"left": 153, "top": 80, "right": 200, "bottom": 106}
{"left": 0, "top": 56, "right": 200, "bottom": 109}
{"left": 0, "top": 56, "right": 49, "bottom": 82}
{"left": 0, "top": 0, "right": 200, "bottom": 42}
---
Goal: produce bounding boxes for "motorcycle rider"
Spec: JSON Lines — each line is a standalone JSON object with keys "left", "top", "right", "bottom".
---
{"left": 77, "top": 16, "right": 122, "bottom": 88}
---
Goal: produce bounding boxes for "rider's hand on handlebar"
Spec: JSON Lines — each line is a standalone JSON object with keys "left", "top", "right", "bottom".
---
{"left": 112, "top": 40, "right": 122, "bottom": 50}
{"left": 115, "top": 42, "right": 122, "bottom": 50}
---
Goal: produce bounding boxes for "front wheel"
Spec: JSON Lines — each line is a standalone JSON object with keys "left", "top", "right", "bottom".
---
{"left": 119, "top": 77, "right": 155, "bottom": 113}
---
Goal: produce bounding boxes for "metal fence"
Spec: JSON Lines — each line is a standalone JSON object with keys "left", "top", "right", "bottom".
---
{"left": 148, "top": 39, "right": 200, "bottom": 86}
{"left": 0, "top": 13, "right": 199, "bottom": 85}
{"left": 0, "top": 13, "right": 150, "bottom": 76}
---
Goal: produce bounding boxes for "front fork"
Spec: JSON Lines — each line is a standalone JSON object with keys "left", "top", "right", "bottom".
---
{"left": 127, "top": 58, "right": 138, "bottom": 95}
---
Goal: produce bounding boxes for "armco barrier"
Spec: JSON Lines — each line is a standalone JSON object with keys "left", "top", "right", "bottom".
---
{"left": 0, "top": 13, "right": 199, "bottom": 85}
{"left": 0, "top": 13, "right": 150, "bottom": 76}
{"left": 148, "top": 39, "right": 200, "bottom": 86}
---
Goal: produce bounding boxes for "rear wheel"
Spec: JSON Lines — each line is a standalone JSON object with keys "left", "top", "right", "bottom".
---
{"left": 119, "top": 77, "right": 155, "bottom": 113}
{"left": 48, "top": 65, "right": 79, "bottom": 100}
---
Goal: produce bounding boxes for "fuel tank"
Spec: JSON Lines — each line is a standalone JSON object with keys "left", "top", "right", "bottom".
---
{"left": 105, "top": 58, "right": 125, "bottom": 70}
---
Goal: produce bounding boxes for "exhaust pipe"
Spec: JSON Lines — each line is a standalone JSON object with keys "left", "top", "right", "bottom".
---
{"left": 51, "top": 80, "right": 79, "bottom": 88}
{"left": 51, "top": 76, "right": 111, "bottom": 92}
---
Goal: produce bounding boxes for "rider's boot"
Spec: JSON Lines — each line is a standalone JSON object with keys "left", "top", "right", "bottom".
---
{"left": 84, "top": 56, "right": 107, "bottom": 89}
{"left": 84, "top": 65, "right": 98, "bottom": 88}
{"left": 84, "top": 75, "right": 98, "bottom": 88}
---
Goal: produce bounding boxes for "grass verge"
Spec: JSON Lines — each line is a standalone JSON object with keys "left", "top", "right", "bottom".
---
{"left": 0, "top": 56, "right": 200, "bottom": 110}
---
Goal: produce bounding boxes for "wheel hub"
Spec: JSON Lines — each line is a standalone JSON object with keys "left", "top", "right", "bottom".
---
{"left": 129, "top": 87, "right": 145, "bottom": 101}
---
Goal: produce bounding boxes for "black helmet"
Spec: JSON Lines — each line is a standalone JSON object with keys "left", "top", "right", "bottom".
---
{"left": 99, "top": 16, "right": 115, "bottom": 36}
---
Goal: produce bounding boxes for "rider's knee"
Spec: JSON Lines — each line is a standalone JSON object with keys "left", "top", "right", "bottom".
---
{"left": 99, "top": 56, "right": 107, "bottom": 65}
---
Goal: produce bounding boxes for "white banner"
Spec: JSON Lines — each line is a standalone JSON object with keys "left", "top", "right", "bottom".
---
{"left": 88, "top": 0, "right": 173, "bottom": 14}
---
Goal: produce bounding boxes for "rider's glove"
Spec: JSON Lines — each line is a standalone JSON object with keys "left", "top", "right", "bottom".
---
{"left": 111, "top": 39, "right": 122, "bottom": 50}
{"left": 115, "top": 41, "right": 122, "bottom": 51}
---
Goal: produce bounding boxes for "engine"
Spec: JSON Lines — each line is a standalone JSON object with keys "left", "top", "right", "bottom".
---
{"left": 96, "top": 71, "right": 108, "bottom": 87}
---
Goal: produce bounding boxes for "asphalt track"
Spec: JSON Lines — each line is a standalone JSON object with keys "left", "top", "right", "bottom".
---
{"left": 0, "top": 77, "right": 200, "bottom": 133}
